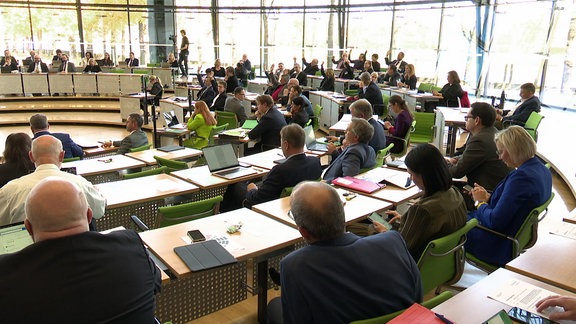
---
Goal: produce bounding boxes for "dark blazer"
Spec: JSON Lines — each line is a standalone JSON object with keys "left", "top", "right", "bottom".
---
{"left": 359, "top": 82, "right": 384, "bottom": 107}
{"left": 226, "top": 75, "right": 239, "bottom": 93}
{"left": 401, "top": 75, "right": 417, "bottom": 90}
{"left": 291, "top": 71, "right": 308, "bottom": 86}
{"left": 338, "top": 62, "right": 354, "bottom": 80}
{"left": 319, "top": 66, "right": 335, "bottom": 91}
{"left": 439, "top": 82, "right": 463, "bottom": 107}
{"left": 58, "top": 61, "right": 76, "bottom": 73}
{"left": 372, "top": 61, "right": 381, "bottom": 72}
{"left": 0, "top": 230, "right": 161, "bottom": 323}
{"left": 248, "top": 108, "right": 287, "bottom": 151}
{"left": 212, "top": 67, "right": 226, "bottom": 78}
{"left": 149, "top": 81, "right": 163, "bottom": 106}
{"left": 113, "top": 129, "right": 149, "bottom": 154}
{"left": 290, "top": 110, "right": 310, "bottom": 128}
{"left": 380, "top": 72, "right": 401, "bottom": 86}
{"left": 323, "top": 143, "right": 376, "bottom": 183}
{"left": 244, "top": 153, "right": 322, "bottom": 208}
{"left": 503, "top": 96, "right": 541, "bottom": 125}
{"left": 368, "top": 117, "right": 387, "bottom": 153}
{"left": 34, "top": 130, "right": 83, "bottom": 159}
{"left": 211, "top": 92, "right": 227, "bottom": 111}
{"left": 384, "top": 58, "right": 407, "bottom": 74}
{"left": 83, "top": 65, "right": 102, "bottom": 73}
{"left": 197, "top": 73, "right": 216, "bottom": 106}
{"left": 466, "top": 157, "right": 552, "bottom": 266}
{"left": 27, "top": 62, "right": 49, "bottom": 73}
{"left": 125, "top": 58, "right": 139, "bottom": 67}
{"left": 302, "top": 58, "right": 319, "bottom": 76}
{"left": 448, "top": 126, "right": 511, "bottom": 191}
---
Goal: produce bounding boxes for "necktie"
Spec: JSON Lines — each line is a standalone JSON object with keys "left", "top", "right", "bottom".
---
{"left": 129, "top": 59, "right": 133, "bottom": 66}
{"left": 64, "top": 63, "right": 67, "bottom": 72}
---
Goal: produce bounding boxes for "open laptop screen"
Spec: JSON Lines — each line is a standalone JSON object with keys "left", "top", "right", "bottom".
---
{"left": 202, "top": 144, "right": 239, "bottom": 172}
{"left": 0, "top": 222, "right": 33, "bottom": 255}
{"left": 304, "top": 126, "right": 316, "bottom": 147}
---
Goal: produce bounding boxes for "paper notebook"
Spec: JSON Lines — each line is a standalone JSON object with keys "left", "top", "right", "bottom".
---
{"left": 174, "top": 240, "right": 237, "bottom": 272}
{"left": 332, "top": 176, "right": 386, "bottom": 194}
{"left": 241, "top": 120, "right": 258, "bottom": 130}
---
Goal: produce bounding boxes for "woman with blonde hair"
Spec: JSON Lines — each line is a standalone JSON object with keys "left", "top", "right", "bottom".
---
{"left": 184, "top": 101, "right": 217, "bottom": 149}
{"left": 466, "top": 126, "right": 552, "bottom": 266}
{"left": 398, "top": 64, "right": 417, "bottom": 90}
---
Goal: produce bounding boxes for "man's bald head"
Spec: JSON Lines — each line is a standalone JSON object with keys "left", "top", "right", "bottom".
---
{"left": 290, "top": 182, "right": 345, "bottom": 242}
{"left": 25, "top": 177, "right": 92, "bottom": 242}
{"left": 287, "top": 78, "right": 299, "bottom": 87}
{"left": 30, "top": 135, "right": 64, "bottom": 167}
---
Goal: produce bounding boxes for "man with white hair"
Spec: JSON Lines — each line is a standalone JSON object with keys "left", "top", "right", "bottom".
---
{"left": 0, "top": 177, "right": 160, "bottom": 322}
{"left": 0, "top": 135, "right": 106, "bottom": 227}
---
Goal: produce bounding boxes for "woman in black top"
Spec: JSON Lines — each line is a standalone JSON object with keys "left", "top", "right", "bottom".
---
{"left": 0, "top": 133, "right": 35, "bottom": 188}
{"left": 319, "top": 63, "right": 335, "bottom": 91}
{"left": 433, "top": 70, "right": 463, "bottom": 107}
{"left": 289, "top": 96, "right": 310, "bottom": 128}
{"left": 398, "top": 64, "right": 417, "bottom": 90}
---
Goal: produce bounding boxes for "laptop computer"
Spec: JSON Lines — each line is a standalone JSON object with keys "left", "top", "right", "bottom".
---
{"left": 304, "top": 125, "right": 328, "bottom": 152}
{"left": 202, "top": 144, "right": 257, "bottom": 180}
{"left": 0, "top": 222, "right": 34, "bottom": 255}
{"left": 162, "top": 110, "right": 179, "bottom": 127}
{"left": 157, "top": 145, "right": 184, "bottom": 152}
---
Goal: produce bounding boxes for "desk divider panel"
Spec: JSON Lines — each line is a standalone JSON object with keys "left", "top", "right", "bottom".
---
{"left": 96, "top": 74, "right": 121, "bottom": 94}
{"left": 22, "top": 73, "right": 49, "bottom": 94}
{"left": 0, "top": 73, "right": 24, "bottom": 95}
{"left": 48, "top": 74, "right": 75, "bottom": 94}
{"left": 73, "top": 73, "right": 98, "bottom": 94}
{"left": 120, "top": 74, "right": 144, "bottom": 94}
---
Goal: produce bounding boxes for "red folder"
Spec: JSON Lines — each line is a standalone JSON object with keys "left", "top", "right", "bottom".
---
{"left": 332, "top": 176, "right": 385, "bottom": 194}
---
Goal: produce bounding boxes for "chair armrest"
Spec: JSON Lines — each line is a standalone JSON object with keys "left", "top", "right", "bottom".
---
{"left": 475, "top": 224, "right": 514, "bottom": 242}
{"left": 429, "top": 236, "right": 468, "bottom": 257}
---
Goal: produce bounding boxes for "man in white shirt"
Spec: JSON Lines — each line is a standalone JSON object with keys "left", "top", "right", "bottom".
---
{"left": 0, "top": 135, "right": 106, "bottom": 227}
{"left": 27, "top": 55, "right": 48, "bottom": 73}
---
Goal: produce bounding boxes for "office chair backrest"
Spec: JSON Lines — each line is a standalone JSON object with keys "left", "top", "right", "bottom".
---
{"left": 129, "top": 143, "right": 152, "bottom": 152}
{"left": 157, "top": 196, "right": 224, "bottom": 228}
{"left": 523, "top": 111, "right": 544, "bottom": 142}
{"left": 153, "top": 155, "right": 188, "bottom": 172}
{"left": 208, "top": 123, "right": 229, "bottom": 146}
{"left": 122, "top": 166, "right": 168, "bottom": 180}
{"left": 215, "top": 111, "right": 238, "bottom": 128}
{"left": 410, "top": 112, "right": 436, "bottom": 144}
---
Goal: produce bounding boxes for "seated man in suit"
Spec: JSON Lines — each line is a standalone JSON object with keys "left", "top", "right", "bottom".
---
{"left": 224, "top": 86, "right": 248, "bottom": 126}
{"left": 30, "top": 113, "right": 83, "bottom": 159}
{"left": 301, "top": 57, "right": 320, "bottom": 76}
{"left": 211, "top": 80, "right": 228, "bottom": 111}
{"left": 27, "top": 54, "right": 49, "bottom": 73}
{"left": 0, "top": 177, "right": 161, "bottom": 322}
{"left": 247, "top": 94, "right": 287, "bottom": 154}
{"left": 57, "top": 54, "right": 75, "bottom": 73}
{"left": 196, "top": 73, "right": 216, "bottom": 108}
{"left": 323, "top": 118, "right": 376, "bottom": 183}
{"left": 285, "top": 85, "right": 313, "bottom": 117}
{"left": 220, "top": 124, "right": 323, "bottom": 212}
{"left": 125, "top": 52, "right": 139, "bottom": 67}
{"left": 289, "top": 61, "right": 308, "bottom": 86}
{"left": 0, "top": 135, "right": 106, "bottom": 227}
{"left": 379, "top": 64, "right": 401, "bottom": 86}
{"left": 0, "top": 49, "right": 17, "bottom": 67}
{"left": 496, "top": 82, "right": 541, "bottom": 128}
{"left": 103, "top": 113, "right": 148, "bottom": 154}
{"left": 358, "top": 72, "right": 384, "bottom": 110}
{"left": 385, "top": 50, "right": 407, "bottom": 74}
{"left": 267, "top": 181, "right": 423, "bottom": 324}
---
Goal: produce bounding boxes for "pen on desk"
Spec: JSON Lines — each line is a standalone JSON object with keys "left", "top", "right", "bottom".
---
{"left": 434, "top": 313, "right": 454, "bottom": 324}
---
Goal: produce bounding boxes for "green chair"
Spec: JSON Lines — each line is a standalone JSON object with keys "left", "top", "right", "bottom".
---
{"left": 208, "top": 123, "right": 229, "bottom": 146}
{"left": 431, "top": 85, "right": 442, "bottom": 93}
{"left": 129, "top": 143, "right": 152, "bottom": 152}
{"left": 417, "top": 219, "right": 478, "bottom": 295}
{"left": 156, "top": 196, "right": 223, "bottom": 228}
{"left": 215, "top": 111, "right": 238, "bottom": 128}
{"left": 523, "top": 111, "right": 544, "bottom": 142}
{"left": 63, "top": 156, "right": 81, "bottom": 163}
{"left": 417, "top": 83, "right": 434, "bottom": 93}
{"left": 147, "top": 63, "right": 160, "bottom": 67}
{"left": 122, "top": 166, "right": 168, "bottom": 180}
{"left": 375, "top": 143, "right": 394, "bottom": 168}
{"left": 110, "top": 68, "right": 126, "bottom": 74}
{"left": 389, "top": 120, "right": 416, "bottom": 159}
{"left": 132, "top": 69, "right": 149, "bottom": 75}
{"left": 315, "top": 70, "right": 322, "bottom": 76}
{"left": 410, "top": 112, "right": 436, "bottom": 144}
{"left": 280, "top": 186, "right": 294, "bottom": 198}
{"left": 466, "top": 192, "right": 555, "bottom": 273}
{"left": 349, "top": 291, "right": 454, "bottom": 324}
{"left": 312, "top": 104, "right": 323, "bottom": 131}
{"left": 153, "top": 155, "right": 188, "bottom": 172}
{"left": 345, "top": 89, "right": 358, "bottom": 96}
{"left": 374, "top": 94, "right": 390, "bottom": 117}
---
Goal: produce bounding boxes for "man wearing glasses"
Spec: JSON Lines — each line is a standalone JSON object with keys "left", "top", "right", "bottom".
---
{"left": 224, "top": 86, "right": 249, "bottom": 126}
{"left": 446, "top": 102, "right": 511, "bottom": 208}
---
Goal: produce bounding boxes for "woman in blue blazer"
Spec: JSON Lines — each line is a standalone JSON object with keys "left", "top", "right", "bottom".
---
{"left": 465, "top": 126, "right": 552, "bottom": 266}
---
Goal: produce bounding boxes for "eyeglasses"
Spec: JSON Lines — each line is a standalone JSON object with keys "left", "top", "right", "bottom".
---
{"left": 287, "top": 209, "right": 294, "bottom": 220}
{"left": 464, "top": 115, "right": 474, "bottom": 120}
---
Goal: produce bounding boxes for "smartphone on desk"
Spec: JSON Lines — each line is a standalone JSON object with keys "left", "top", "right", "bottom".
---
{"left": 507, "top": 307, "right": 555, "bottom": 324}
{"left": 187, "top": 230, "right": 206, "bottom": 243}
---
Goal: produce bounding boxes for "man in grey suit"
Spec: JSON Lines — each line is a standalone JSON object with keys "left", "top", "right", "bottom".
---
{"left": 447, "top": 102, "right": 511, "bottom": 206}
{"left": 103, "top": 113, "right": 148, "bottom": 154}
{"left": 323, "top": 118, "right": 376, "bottom": 183}
{"left": 57, "top": 54, "right": 75, "bottom": 73}
{"left": 224, "top": 87, "right": 248, "bottom": 126}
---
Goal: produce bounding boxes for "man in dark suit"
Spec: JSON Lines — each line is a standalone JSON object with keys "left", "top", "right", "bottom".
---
{"left": 323, "top": 118, "right": 376, "bottom": 183}
{"left": 125, "top": 52, "right": 139, "bottom": 67}
{"left": 289, "top": 62, "right": 308, "bottom": 86}
{"left": 211, "top": 80, "right": 228, "bottom": 111}
{"left": 224, "top": 66, "right": 239, "bottom": 93}
{"left": 57, "top": 54, "right": 75, "bottom": 73}
{"left": 385, "top": 50, "right": 407, "bottom": 74}
{"left": 27, "top": 54, "right": 49, "bottom": 73}
{"left": 103, "top": 113, "right": 148, "bottom": 154}
{"left": 358, "top": 72, "right": 384, "bottom": 109}
{"left": 447, "top": 102, "right": 511, "bottom": 206}
{"left": 30, "top": 113, "right": 83, "bottom": 159}
{"left": 221, "top": 124, "right": 323, "bottom": 212}
{"left": 496, "top": 82, "right": 541, "bottom": 127}
{"left": 0, "top": 177, "right": 161, "bottom": 323}
{"left": 0, "top": 49, "right": 17, "bottom": 67}
{"left": 379, "top": 64, "right": 401, "bottom": 86}
{"left": 196, "top": 68, "right": 216, "bottom": 107}
{"left": 247, "top": 94, "right": 287, "bottom": 154}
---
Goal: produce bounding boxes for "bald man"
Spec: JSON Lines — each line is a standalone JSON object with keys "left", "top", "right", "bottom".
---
{"left": 0, "top": 135, "right": 106, "bottom": 226}
{"left": 0, "top": 178, "right": 160, "bottom": 322}
{"left": 267, "top": 182, "right": 422, "bottom": 324}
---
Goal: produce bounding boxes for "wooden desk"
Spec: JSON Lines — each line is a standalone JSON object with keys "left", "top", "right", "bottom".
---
{"left": 436, "top": 107, "right": 467, "bottom": 156}
{"left": 94, "top": 173, "right": 199, "bottom": 230}
{"left": 140, "top": 208, "right": 302, "bottom": 323}
{"left": 328, "top": 113, "right": 380, "bottom": 135}
{"left": 171, "top": 165, "right": 268, "bottom": 191}
{"left": 432, "top": 268, "right": 576, "bottom": 324}
{"left": 159, "top": 97, "right": 190, "bottom": 128}
{"left": 506, "top": 233, "right": 576, "bottom": 293}
{"left": 390, "top": 88, "right": 442, "bottom": 112}
{"left": 82, "top": 145, "right": 119, "bottom": 159}
{"left": 125, "top": 147, "right": 202, "bottom": 166}
{"left": 347, "top": 167, "right": 423, "bottom": 205}
{"left": 252, "top": 187, "right": 392, "bottom": 228}
{"left": 61, "top": 154, "right": 146, "bottom": 184}
{"left": 309, "top": 91, "right": 353, "bottom": 129}
{"left": 239, "top": 148, "right": 323, "bottom": 170}
{"left": 155, "top": 124, "right": 190, "bottom": 147}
